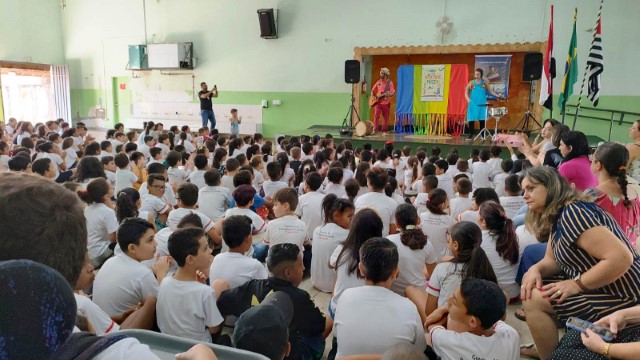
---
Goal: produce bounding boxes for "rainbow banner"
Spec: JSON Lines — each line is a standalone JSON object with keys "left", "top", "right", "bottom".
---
{"left": 395, "top": 64, "right": 469, "bottom": 136}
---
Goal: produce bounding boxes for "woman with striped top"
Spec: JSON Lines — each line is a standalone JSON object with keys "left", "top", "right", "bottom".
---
{"left": 520, "top": 166, "right": 640, "bottom": 360}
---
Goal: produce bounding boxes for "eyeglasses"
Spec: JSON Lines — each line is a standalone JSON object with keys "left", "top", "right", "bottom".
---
{"left": 150, "top": 184, "right": 166, "bottom": 190}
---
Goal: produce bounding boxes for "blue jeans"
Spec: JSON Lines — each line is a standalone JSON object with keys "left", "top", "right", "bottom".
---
{"left": 252, "top": 244, "right": 268, "bottom": 263}
{"left": 200, "top": 109, "right": 216, "bottom": 130}
{"left": 516, "top": 242, "right": 547, "bottom": 284}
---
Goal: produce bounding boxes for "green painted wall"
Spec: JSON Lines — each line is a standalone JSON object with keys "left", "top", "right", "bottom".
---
{"left": 70, "top": 89, "right": 103, "bottom": 121}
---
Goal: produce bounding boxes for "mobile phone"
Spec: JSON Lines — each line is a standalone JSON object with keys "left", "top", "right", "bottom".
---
{"left": 566, "top": 317, "right": 614, "bottom": 341}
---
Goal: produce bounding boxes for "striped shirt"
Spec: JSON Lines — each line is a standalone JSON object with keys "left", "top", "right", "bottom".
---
{"left": 552, "top": 201, "right": 640, "bottom": 301}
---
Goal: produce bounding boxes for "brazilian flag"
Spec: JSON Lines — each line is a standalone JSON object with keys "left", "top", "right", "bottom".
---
{"left": 558, "top": 9, "right": 578, "bottom": 113}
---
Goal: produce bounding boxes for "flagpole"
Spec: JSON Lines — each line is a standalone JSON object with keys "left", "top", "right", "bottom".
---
{"left": 572, "top": 0, "right": 605, "bottom": 130}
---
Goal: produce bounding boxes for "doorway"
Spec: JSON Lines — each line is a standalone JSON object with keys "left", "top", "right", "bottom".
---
{"left": 112, "top": 76, "right": 132, "bottom": 126}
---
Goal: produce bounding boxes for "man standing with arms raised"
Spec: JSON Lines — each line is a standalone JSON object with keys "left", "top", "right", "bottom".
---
{"left": 199, "top": 82, "right": 218, "bottom": 132}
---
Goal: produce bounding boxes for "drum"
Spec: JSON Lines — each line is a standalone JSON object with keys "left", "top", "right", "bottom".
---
{"left": 354, "top": 121, "right": 374, "bottom": 137}
{"left": 489, "top": 107, "right": 508, "bottom": 117}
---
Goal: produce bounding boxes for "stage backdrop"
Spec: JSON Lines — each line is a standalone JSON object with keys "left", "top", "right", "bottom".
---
{"left": 474, "top": 55, "right": 512, "bottom": 99}
{"left": 396, "top": 64, "right": 469, "bottom": 136}
{"left": 368, "top": 51, "right": 538, "bottom": 132}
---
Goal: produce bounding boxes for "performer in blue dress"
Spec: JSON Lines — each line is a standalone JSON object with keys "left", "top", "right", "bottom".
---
{"left": 465, "top": 68, "right": 503, "bottom": 138}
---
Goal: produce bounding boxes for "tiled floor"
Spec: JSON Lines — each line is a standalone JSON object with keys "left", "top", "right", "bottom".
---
{"left": 298, "top": 277, "right": 537, "bottom": 360}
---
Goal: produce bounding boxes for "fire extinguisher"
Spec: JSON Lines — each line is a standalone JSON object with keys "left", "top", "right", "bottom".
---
{"left": 362, "top": 77, "right": 367, "bottom": 94}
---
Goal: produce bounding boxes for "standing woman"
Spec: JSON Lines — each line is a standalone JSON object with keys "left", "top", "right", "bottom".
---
{"left": 558, "top": 131, "right": 597, "bottom": 192}
{"left": 520, "top": 166, "right": 640, "bottom": 360}
{"left": 626, "top": 119, "right": 640, "bottom": 183}
{"left": 586, "top": 142, "right": 640, "bottom": 248}
{"left": 464, "top": 68, "right": 503, "bottom": 138}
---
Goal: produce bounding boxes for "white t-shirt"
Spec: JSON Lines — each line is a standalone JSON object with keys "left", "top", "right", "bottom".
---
{"left": 279, "top": 167, "right": 295, "bottom": 185}
{"left": 209, "top": 252, "right": 268, "bottom": 289}
{"left": 115, "top": 168, "right": 138, "bottom": 193}
{"left": 330, "top": 245, "right": 365, "bottom": 312}
{"left": 445, "top": 166, "right": 459, "bottom": 179}
{"left": 0, "top": 154, "right": 10, "bottom": 171}
{"left": 419, "top": 211, "right": 454, "bottom": 261}
{"left": 499, "top": 196, "right": 526, "bottom": 220}
{"left": 262, "top": 180, "right": 288, "bottom": 198}
{"left": 457, "top": 210, "right": 479, "bottom": 224}
{"left": 516, "top": 225, "right": 540, "bottom": 255}
{"left": 264, "top": 215, "right": 307, "bottom": 251}
{"left": 139, "top": 182, "right": 177, "bottom": 207}
{"left": 252, "top": 170, "right": 265, "bottom": 192}
{"left": 427, "top": 261, "right": 464, "bottom": 307}
{"left": 295, "top": 191, "right": 326, "bottom": 241}
{"left": 105, "top": 170, "right": 116, "bottom": 188}
{"left": 481, "top": 230, "right": 519, "bottom": 299}
{"left": 355, "top": 191, "right": 398, "bottom": 237}
{"left": 493, "top": 172, "right": 510, "bottom": 197}
{"left": 471, "top": 162, "right": 493, "bottom": 189}
{"left": 413, "top": 193, "right": 428, "bottom": 214}
{"left": 449, "top": 197, "right": 472, "bottom": 219}
{"left": 198, "top": 186, "right": 232, "bottom": 222}
{"left": 166, "top": 208, "right": 214, "bottom": 232}
{"left": 221, "top": 208, "right": 266, "bottom": 254}
{"left": 84, "top": 203, "right": 119, "bottom": 260}
{"left": 323, "top": 183, "right": 347, "bottom": 199}
{"left": 311, "top": 223, "right": 349, "bottom": 293}
{"left": 188, "top": 169, "right": 207, "bottom": 189}
{"left": 64, "top": 149, "right": 78, "bottom": 169}
{"left": 93, "top": 337, "right": 160, "bottom": 360}
{"left": 487, "top": 157, "right": 504, "bottom": 178}
{"left": 74, "top": 293, "right": 119, "bottom": 335}
{"left": 167, "top": 167, "right": 189, "bottom": 186}
{"left": 388, "top": 233, "right": 437, "bottom": 295}
{"left": 430, "top": 321, "right": 519, "bottom": 360}
{"left": 140, "top": 194, "right": 170, "bottom": 218}
{"left": 93, "top": 254, "right": 159, "bottom": 317}
{"left": 157, "top": 277, "right": 224, "bottom": 342}
{"left": 334, "top": 286, "right": 427, "bottom": 357}
{"left": 221, "top": 175, "right": 235, "bottom": 192}
{"left": 155, "top": 143, "right": 170, "bottom": 158}
{"left": 138, "top": 143, "right": 151, "bottom": 160}
{"left": 436, "top": 173, "right": 455, "bottom": 200}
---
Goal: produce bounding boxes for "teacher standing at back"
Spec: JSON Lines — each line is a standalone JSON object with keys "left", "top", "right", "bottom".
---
{"left": 199, "top": 81, "right": 218, "bottom": 132}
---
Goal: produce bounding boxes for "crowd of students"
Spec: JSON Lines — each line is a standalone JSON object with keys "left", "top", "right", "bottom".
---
{"left": 2, "top": 116, "right": 640, "bottom": 360}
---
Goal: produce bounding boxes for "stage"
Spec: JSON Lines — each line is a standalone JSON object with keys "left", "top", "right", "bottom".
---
{"left": 284, "top": 125, "right": 605, "bottom": 158}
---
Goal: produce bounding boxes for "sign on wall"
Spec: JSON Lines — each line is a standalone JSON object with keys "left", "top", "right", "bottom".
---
{"left": 420, "top": 65, "right": 446, "bottom": 102}
{"left": 474, "top": 55, "right": 512, "bottom": 99}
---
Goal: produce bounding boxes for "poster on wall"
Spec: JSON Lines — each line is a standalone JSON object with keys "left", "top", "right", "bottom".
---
{"left": 420, "top": 65, "right": 446, "bottom": 101}
{"left": 474, "top": 55, "right": 511, "bottom": 99}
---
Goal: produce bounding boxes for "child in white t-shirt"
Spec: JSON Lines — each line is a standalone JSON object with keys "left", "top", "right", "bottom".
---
{"left": 499, "top": 174, "right": 525, "bottom": 219}
{"left": 419, "top": 189, "right": 453, "bottom": 261}
{"left": 425, "top": 278, "right": 519, "bottom": 360}
{"left": 414, "top": 175, "right": 438, "bottom": 214}
{"left": 157, "top": 227, "right": 224, "bottom": 342}
{"left": 93, "top": 218, "right": 171, "bottom": 317}
{"left": 263, "top": 161, "right": 288, "bottom": 199}
{"left": 188, "top": 154, "right": 209, "bottom": 189}
{"left": 311, "top": 194, "right": 354, "bottom": 293}
{"left": 323, "top": 167, "right": 346, "bottom": 198}
{"left": 449, "top": 177, "right": 473, "bottom": 219}
{"left": 155, "top": 133, "right": 171, "bottom": 158}
{"left": 487, "top": 146, "right": 504, "bottom": 179}
{"left": 80, "top": 178, "right": 119, "bottom": 268}
{"left": 166, "top": 183, "right": 216, "bottom": 240}
{"left": 146, "top": 147, "right": 163, "bottom": 168}
{"left": 140, "top": 173, "right": 172, "bottom": 225}
{"left": 295, "top": 171, "right": 326, "bottom": 242}
{"left": 434, "top": 159, "right": 455, "bottom": 200}
{"left": 101, "top": 156, "right": 117, "bottom": 189}
{"left": 492, "top": 159, "right": 513, "bottom": 198}
{"left": 264, "top": 188, "right": 307, "bottom": 253}
{"left": 388, "top": 204, "right": 437, "bottom": 295}
{"left": 167, "top": 151, "right": 194, "bottom": 186}
{"left": 456, "top": 159, "right": 472, "bottom": 180}
{"left": 0, "top": 141, "right": 10, "bottom": 171}
{"left": 210, "top": 215, "right": 268, "bottom": 289}
{"left": 249, "top": 155, "right": 265, "bottom": 193}
{"left": 471, "top": 149, "right": 493, "bottom": 189}
{"left": 221, "top": 157, "right": 240, "bottom": 192}
{"left": 138, "top": 135, "right": 154, "bottom": 161}
{"left": 198, "top": 169, "right": 231, "bottom": 223}
{"left": 61, "top": 137, "right": 78, "bottom": 169}
{"left": 114, "top": 153, "right": 140, "bottom": 193}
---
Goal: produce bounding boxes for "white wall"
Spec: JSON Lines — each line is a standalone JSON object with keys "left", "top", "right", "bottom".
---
{"left": 60, "top": 0, "right": 640, "bottom": 96}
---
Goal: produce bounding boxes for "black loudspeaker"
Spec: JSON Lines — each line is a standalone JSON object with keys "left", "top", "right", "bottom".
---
{"left": 522, "top": 52, "right": 543, "bottom": 81}
{"left": 257, "top": 9, "right": 277, "bottom": 39}
{"left": 345, "top": 60, "right": 360, "bottom": 84}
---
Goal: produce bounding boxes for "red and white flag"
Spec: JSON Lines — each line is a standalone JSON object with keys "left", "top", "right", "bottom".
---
{"left": 539, "top": 5, "right": 554, "bottom": 106}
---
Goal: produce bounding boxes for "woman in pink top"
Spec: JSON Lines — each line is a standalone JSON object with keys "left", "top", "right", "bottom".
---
{"left": 586, "top": 142, "right": 640, "bottom": 247}
{"left": 558, "top": 131, "right": 597, "bottom": 191}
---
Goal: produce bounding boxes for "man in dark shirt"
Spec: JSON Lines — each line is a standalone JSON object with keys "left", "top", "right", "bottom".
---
{"left": 217, "top": 243, "right": 330, "bottom": 360}
{"left": 198, "top": 82, "right": 218, "bottom": 131}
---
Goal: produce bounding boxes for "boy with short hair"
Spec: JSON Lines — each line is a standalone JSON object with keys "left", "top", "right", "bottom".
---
{"left": 188, "top": 154, "right": 209, "bottom": 189}
{"left": 138, "top": 135, "right": 154, "bottom": 161}
{"left": 334, "top": 237, "right": 426, "bottom": 357}
{"left": 210, "top": 215, "right": 268, "bottom": 289}
{"left": 114, "top": 152, "right": 140, "bottom": 193}
{"left": 155, "top": 133, "right": 171, "bottom": 157}
{"left": 198, "top": 169, "right": 231, "bottom": 223}
{"left": 100, "top": 140, "right": 113, "bottom": 158}
{"left": 217, "top": 243, "right": 330, "bottom": 360}
{"left": 101, "top": 156, "right": 116, "bottom": 188}
{"left": 290, "top": 147, "right": 302, "bottom": 174}
{"left": 93, "top": 218, "right": 171, "bottom": 317}
{"left": 492, "top": 159, "right": 513, "bottom": 197}
{"left": 111, "top": 131, "right": 126, "bottom": 152}
{"left": 449, "top": 177, "right": 473, "bottom": 219}
{"left": 167, "top": 183, "right": 216, "bottom": 239}
{"left": 147, "top": 147, "right": 163, "bottom": 167}
{"left": 425, "top": 278, "right": 519, "bottom": 359}
{"left": 487, "top": 145, "right": 504, "bottom": 179}
{"left": 295, "top": 171, "right": 326, "bottom": 242}
{"left": 414, "top": 175, "right": 438, "bottom": 214}
{"left": 221, "top": 157, "right": 240, "bottom": 192}
{"left": 263, "top": 161, "right": 288, "bottom": 198}
{"left": 31, "top": 158, "right": 56, "bottom": 179}
{"left": 456, "top": 159, "right": 471, "bottom": 179}
{"left": 434, "top": 159, "right": 454, "bottom": 199}
{"left": 471, "top": 149, "right": 493, "bottom": 189}
{"left": 265, "top": 188, "right": 307, "bottom": 252}
{"left": 140, "top": 173, "right": 172, "bottom": 224}
{"left": 324, "top": 167, "right": 346, "bottom": 198}
{"left": 166, "top": 150, "right": 193, "bottom": 186}
{"left": 499, "top": 174, "right": 525, "bottom": 219}
{"left": 157, "top": 227, "right": 224, "bottom": 342}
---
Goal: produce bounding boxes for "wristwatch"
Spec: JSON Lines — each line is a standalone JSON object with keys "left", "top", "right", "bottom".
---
{"left": 574, "top": 273, "right": 588, "bottom": 292}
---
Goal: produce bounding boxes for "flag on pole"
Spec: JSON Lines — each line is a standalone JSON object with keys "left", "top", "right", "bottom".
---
{"left": 558, "top": 8, "right": 578, "bottom": 113}
{"left": 587, "top": 7, "right": 603, "bottom": 106}
{"left": 539, "top": 5, "right": 554, "bottom": 108}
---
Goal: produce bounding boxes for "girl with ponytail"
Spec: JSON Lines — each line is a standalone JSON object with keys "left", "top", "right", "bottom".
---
{"left": 388, "top": 204, "right": 437, "bottom": 295}
{"left": 115, "top": 187, "right": 155, "bottom": 226}
{"left": 406, "top": 221, "right": 497, "bottom": 323}
{"left": 311, "top": 194, "right": 354, "bottom": 293}
{"left": 419, "top": 188, "right": 454, "bottom": 261}
{"left": 79, "top": 178, "right": 118, "bottom": 267}
{"left": 478, "top": 200, "right": 520, "bottom": 301}
{"left": 587, "top": 142, "right": 640, "bottom": 247}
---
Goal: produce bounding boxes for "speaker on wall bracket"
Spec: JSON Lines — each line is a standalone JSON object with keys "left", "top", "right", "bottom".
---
{"left": 345, "top": 60, "right": 361, "bottom": 84}
{"left": 258, "top": 9, "right": 278, "bottom": 39}
{"left": 522, "top": 52, "right": 543, "bottom": 81}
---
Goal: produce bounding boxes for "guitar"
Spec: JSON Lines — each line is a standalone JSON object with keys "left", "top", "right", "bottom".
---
{"left": 369, "top": 91, "right": 392, "bottom": 107}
